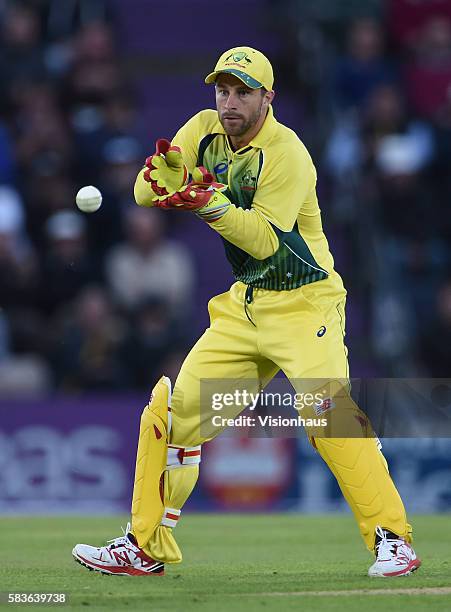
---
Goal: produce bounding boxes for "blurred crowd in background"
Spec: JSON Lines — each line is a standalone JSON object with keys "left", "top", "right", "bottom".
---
{"left": 0, "top": 0, "right": 450, "bottom": 394}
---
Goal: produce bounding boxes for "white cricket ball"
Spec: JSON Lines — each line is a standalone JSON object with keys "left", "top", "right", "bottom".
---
{"left": 76, "top": 185, "right": 102, "bottom": 213}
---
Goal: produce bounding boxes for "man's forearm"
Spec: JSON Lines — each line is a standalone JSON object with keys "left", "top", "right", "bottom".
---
{"left": 134, "top": 163, "right": 280, "bottom": 260}
{"left": 207, "top": 205, "right": 279, "bottom": 260}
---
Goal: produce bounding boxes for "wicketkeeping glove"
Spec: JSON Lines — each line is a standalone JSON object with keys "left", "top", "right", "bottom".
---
{"left": 154, "top": 168, "right": 231, "bottom": 223}
{"left": 143, "top": 139, "right": 188, "bottom": 200}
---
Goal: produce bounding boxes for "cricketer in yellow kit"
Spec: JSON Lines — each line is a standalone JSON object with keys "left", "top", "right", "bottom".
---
{"left": 72, "top": 47, "right": 421, "bottom": 578}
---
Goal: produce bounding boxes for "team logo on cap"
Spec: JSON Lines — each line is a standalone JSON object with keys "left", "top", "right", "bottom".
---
{"left": 225, "top": 51, "right": 252, "bottom": 65}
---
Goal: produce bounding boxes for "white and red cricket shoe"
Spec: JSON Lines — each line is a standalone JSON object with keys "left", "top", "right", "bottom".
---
{"left": 72, "top": 523, "right": 164, "bottom": 576}
{"left": 368, "top": 526, "right": 421, "bottom": 577}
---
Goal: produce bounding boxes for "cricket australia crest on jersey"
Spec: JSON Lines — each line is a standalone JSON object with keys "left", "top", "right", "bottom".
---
{"left": 240, "top": 169, "right": 257, "bottom": 192}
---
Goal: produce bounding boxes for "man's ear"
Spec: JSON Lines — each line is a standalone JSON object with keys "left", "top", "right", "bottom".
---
{"left": 263, "top": 90, "right": 275, "bottom": 106}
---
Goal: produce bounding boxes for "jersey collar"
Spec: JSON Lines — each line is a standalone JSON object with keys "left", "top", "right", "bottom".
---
{"left": 249, "top": 105, "right": 277, "bottom": 149}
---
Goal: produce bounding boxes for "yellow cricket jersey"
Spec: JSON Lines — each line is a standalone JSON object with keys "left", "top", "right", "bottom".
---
{"left": 136, "top": 106, "right": 344, "bottom": 293}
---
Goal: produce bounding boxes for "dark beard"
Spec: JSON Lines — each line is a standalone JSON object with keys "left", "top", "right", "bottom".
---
{"left": 220, "top": 99, "right": 264, "bottom": 137}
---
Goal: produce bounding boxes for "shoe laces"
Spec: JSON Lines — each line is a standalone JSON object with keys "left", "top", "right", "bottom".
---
{"left": 375, "top": 526, "right": 401, "bottom": 559}
{"left": 106, "top": 522, "right": 133, "bottom": 549}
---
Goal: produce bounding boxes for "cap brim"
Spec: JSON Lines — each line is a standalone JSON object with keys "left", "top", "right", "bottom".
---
{"left": 204, "top": 69, "right": 262, "bottom": 89}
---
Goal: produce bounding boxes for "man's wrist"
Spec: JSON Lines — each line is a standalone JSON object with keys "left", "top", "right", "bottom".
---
{"left": 196, "top": 190, "right": 231, "bottom": 223}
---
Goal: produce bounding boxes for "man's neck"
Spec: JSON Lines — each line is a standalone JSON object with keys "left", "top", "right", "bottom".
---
{"left": 229, "top": 134, "right": 250, "bottom": 151}
{"left": 228, "top": 109, "right": 268, "bottom": 151}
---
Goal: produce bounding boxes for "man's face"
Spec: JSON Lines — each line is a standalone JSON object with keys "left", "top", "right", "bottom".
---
{"left": 215, "top": 73, "right": 267, "bottom": 137}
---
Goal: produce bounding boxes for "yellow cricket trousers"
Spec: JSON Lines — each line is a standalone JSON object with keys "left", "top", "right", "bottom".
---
{"left": 142, "top": 277, "right": 411, "bottom": 561}
{"left": 171, "top": 278, "right": 348, "bottom": 445}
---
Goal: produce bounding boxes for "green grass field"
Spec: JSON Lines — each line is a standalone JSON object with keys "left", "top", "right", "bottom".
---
{"left": 1, "top": 514, "right": 450, "bottom": 611}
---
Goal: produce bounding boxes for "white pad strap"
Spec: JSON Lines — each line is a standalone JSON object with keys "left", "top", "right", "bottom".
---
{"left": 160, "top": 507, "right": 181, "bottom": 528}
{"left": 161, "top": 375, "right": 172, "bottom": 434}
{"left": 167, "top": 445, "right": 201, "bottom": 469}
